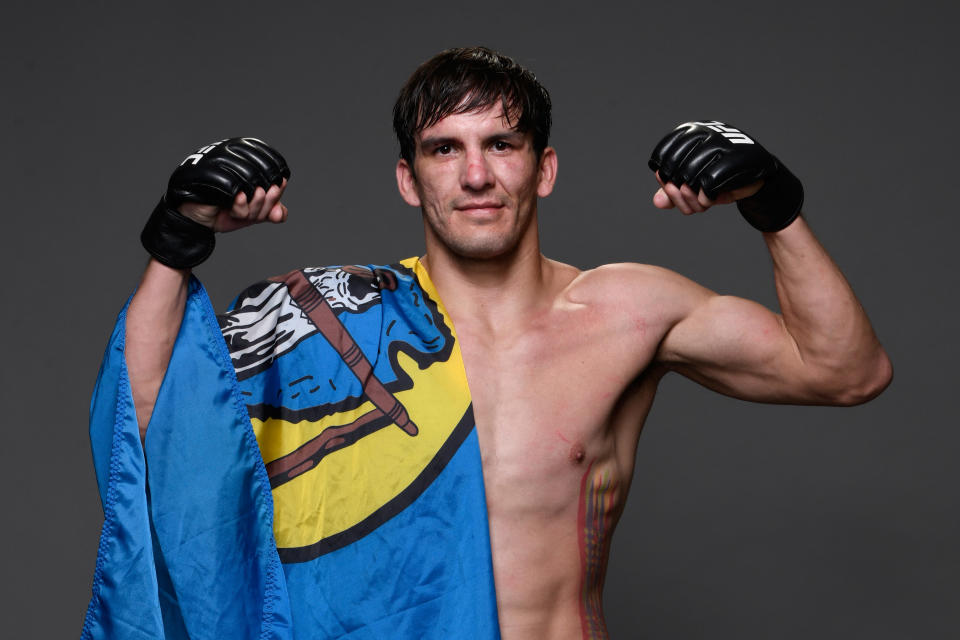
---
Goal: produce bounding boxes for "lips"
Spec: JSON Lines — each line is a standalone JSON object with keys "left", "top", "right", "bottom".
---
{"left": 455, "top": 201, "right": 504, "bottom": 211}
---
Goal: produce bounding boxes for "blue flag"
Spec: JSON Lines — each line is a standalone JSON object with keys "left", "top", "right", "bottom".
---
{"left": 83, "top": 259, "right": 500, "bottom": 639}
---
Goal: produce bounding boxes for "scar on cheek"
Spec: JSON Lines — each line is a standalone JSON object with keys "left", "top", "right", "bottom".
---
{"left": 569, "top": 443, "right": 586, "bottom": 463}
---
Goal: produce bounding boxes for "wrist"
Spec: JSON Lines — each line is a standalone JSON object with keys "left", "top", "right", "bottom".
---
{"left": 140, "top": 199, "right": 216, "bottom": 269}
{"left": 736, "top": 164, "right": 804, "bottom": 232}
{"left": 176, "top": 201, "right": 217, "bottom": 228}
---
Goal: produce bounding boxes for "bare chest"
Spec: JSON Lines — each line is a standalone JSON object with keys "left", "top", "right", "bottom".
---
{"left": 453, "top": 307, "right": 662, "bottom": 629}
{"left": 456, "top": 309, "right": 660, "bottom": 512}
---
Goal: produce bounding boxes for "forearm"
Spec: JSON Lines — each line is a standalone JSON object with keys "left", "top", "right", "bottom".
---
{"left": 125, "top": 258, "right": 190, "bottom": 440}
{"left": 764, "top": 216, "right": 891, "bottom": 402}
{"left": 121, "top": 138, "right": 288, "bottom": 441}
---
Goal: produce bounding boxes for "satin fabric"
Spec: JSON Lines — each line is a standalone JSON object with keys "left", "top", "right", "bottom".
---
{"left": 83, "top": 261, "right": 499, "bottom": 639}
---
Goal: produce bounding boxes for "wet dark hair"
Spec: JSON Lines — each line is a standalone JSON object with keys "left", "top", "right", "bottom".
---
{"left": 393, "top": 47, "right": 552, "bottom": 167}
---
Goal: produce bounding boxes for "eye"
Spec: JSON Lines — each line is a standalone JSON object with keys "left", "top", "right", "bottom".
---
{"left": 492, "top": 140, "right": 511, "bottom": 151}
{"left": 435, "top": 144, "right": 452, "bottom": 155}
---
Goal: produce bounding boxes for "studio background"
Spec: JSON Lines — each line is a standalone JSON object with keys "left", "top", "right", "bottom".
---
{"left": 2, "top": 1, "right": 956, "bottom": 637}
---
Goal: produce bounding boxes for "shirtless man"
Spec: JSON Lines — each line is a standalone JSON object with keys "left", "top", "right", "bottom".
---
{"left": 124, "top": 48, "right": 892, "bottom": 638}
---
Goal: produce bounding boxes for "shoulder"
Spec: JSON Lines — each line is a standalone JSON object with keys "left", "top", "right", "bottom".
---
{"left": 563, "top": 262, "right": 715, "bottom": 321}
{"left": 569, "top": 262, "right": 688, "bottom": 290}
{"left": 227, "top": 264, "right": 405, "bottom": 312}
{"left": 218, "top": 263, "right": 408, "bottom": 379}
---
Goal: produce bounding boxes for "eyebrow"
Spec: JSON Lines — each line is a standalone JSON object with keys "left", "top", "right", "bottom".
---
{"left": 419, "top": 136, "right": 455, "bottom": 149}
{"left": 488, "top": 131, "right": 525, "bottom": 144}
{"left": 419, "top": 131, "right": 526, "bottom": 149}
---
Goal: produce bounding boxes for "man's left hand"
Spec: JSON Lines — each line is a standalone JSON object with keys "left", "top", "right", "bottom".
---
{"left": 648, "top": 120, "right": 803, "bottom": 231}
{"left": 652, "top": 171, "right": 762, "bottom": 215}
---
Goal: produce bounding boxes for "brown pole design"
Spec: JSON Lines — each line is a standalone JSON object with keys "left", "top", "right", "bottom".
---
{"left": 273, "top": 269, "right": 418, "bottom": 436}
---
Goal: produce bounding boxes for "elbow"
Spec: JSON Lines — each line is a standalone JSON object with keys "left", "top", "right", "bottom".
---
{"left": 133, "top": 397, "right": 155, "bottom": 445}
{"left": 822, "top": 349, "right": 894, "bottom": 406}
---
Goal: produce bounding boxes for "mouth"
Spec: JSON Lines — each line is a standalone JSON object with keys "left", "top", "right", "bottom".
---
{"left": 456, "top": 201, "right": 503, "bottom": 209}
{"left": 454, "top": 200, "right": 506, "bottom": 215}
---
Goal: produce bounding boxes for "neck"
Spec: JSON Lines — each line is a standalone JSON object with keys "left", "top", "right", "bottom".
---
{"left": 421, "top": 232, "right": 553, "bottom": 332}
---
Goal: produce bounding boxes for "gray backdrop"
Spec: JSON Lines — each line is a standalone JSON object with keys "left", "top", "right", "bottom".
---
{"left": 2, "top": 1, "right": 957, "bottom": 637}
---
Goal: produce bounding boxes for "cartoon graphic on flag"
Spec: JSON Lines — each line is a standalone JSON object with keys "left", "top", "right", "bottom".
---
{"left": 83, "top": 258, "right": 500, "bottom": 640}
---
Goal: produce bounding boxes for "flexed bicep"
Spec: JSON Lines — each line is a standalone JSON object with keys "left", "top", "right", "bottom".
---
{"left": 655, "top": 293, "right": 830, "bottom": 404}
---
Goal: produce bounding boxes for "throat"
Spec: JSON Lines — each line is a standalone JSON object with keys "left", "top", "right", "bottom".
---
{"left": 419, "top": 250, "right": 556, "bottom": 326}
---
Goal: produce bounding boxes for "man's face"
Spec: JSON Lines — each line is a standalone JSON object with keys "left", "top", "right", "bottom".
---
{"left": 396, "top": 105, "right": 557, "bottom": 260}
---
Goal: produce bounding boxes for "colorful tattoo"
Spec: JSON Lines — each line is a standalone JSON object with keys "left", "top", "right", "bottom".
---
{"left": 578, "top": 462, "right": 618, "bottom": 639}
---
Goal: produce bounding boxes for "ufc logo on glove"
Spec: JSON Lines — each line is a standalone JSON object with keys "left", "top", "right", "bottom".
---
{"left": 690, "top": 121, "right": 755, "bottom": 144}
{"left": 180, "top": 140, "right": 227, "bottom": 166}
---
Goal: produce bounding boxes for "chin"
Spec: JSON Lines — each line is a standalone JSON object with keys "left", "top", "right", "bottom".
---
{"left": 442, "top": 236, "right": 519, "bottom": 260}
{"left": 426, "top": 215, "right": 531, "bottom": 261}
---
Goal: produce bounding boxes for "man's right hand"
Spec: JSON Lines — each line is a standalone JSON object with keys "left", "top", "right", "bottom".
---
{"left": 179, "top": 180, "right": 289, "bottom": 232}
{"left": 170, "top": 137, "right": 290, "bottom": 231}
{"left": 142, "top": 137, "right": 290, "bottom": 268}
{"left": 129, "top": 137, "right": 290, "bottom": 439}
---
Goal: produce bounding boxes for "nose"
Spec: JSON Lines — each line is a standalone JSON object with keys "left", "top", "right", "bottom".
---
{"left": 461, "top": 149, "right": 494, "bottom": 191}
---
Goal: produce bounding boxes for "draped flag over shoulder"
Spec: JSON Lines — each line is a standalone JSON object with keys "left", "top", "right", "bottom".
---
{"left": 83, "top": 258, "right": 500, "bottom": 640}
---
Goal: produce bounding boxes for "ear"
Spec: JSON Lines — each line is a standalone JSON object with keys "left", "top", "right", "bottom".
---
{"left": 396, "top": 158, "right": 422, "bottom": 207}
{"left": 536, "top": 147, "right": 558, "bottom": 198}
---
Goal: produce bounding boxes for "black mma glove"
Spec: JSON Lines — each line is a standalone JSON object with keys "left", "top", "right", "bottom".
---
{"left": 648, "top": 121, "right": 803, "bottom": 232}
{"left": 141, "top": 137, "right": 290, "bottom": 269}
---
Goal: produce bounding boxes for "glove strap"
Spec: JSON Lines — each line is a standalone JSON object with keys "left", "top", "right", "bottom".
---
{"left": 736, "top": 164, "right": 804, "bottom": 232}
{"left": 141, "top": 199, "right": 216, "bottom": 269}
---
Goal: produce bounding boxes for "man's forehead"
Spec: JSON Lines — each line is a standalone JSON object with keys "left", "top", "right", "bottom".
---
{"left": 415, "top": 104, "right": 521, "bottom": 141}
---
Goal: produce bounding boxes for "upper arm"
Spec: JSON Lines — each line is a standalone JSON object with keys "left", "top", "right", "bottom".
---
{"left": 576, "top": 263, "right": 878, "bottom": 405}
{"left": 655, "top": 291, "right": 828, "bottom": 404}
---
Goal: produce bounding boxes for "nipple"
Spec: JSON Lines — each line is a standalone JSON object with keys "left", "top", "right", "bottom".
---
{"left": 569, "top": 443, "right": 586, "bottom": 464}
